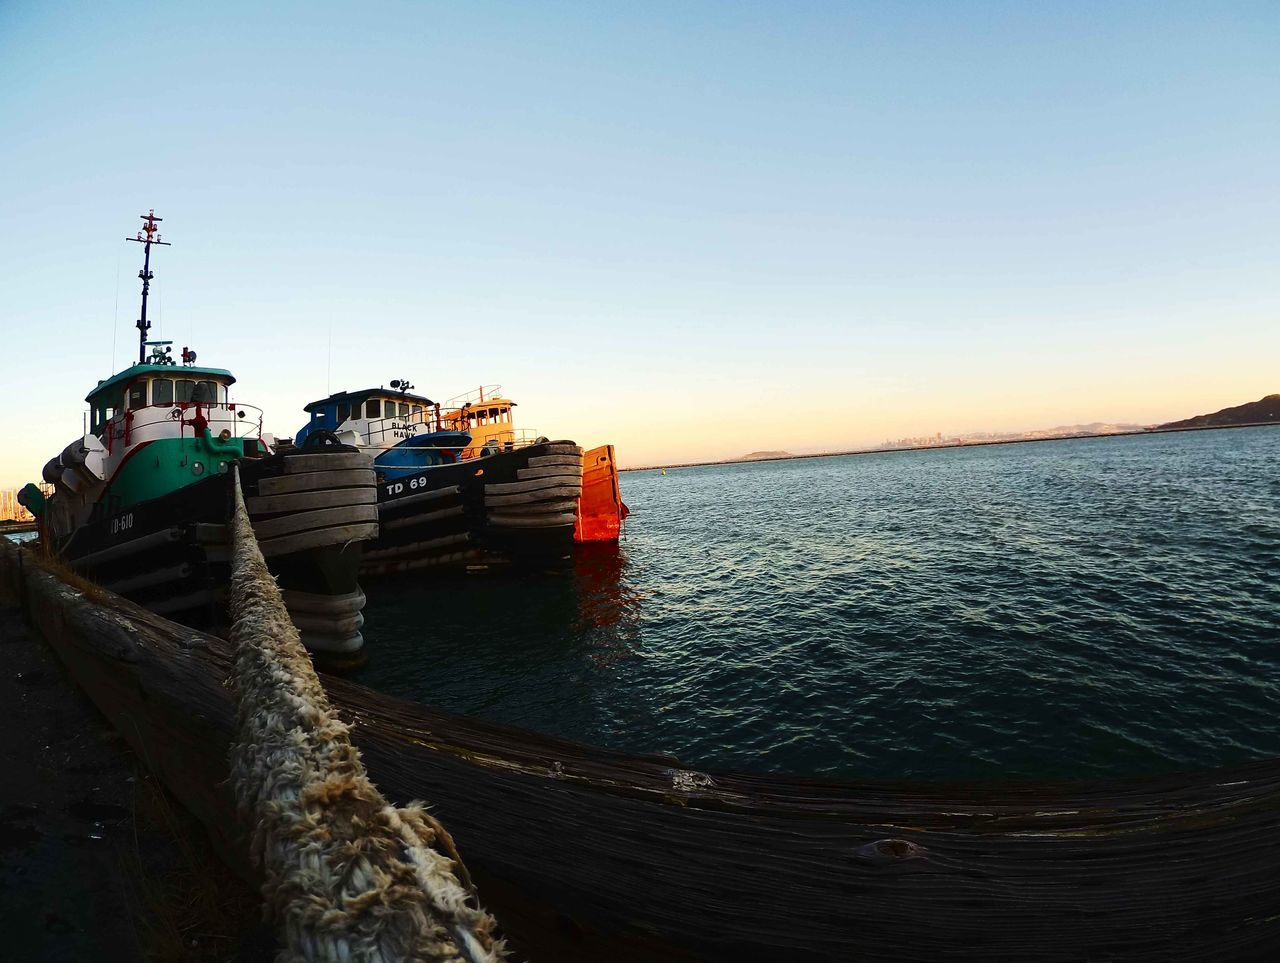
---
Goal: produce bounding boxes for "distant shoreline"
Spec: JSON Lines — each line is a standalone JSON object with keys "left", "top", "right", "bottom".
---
{"left": 619, "top": 421, "right": 1277, "bottom": 473}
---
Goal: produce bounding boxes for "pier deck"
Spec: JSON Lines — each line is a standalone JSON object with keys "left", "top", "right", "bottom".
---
{"left": 0, "top": 603, "right": 268, "bottom": 962}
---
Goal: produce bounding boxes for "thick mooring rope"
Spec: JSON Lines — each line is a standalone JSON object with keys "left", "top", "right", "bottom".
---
{"left": 227, "top": 467, "right": 506, "bottom": 963}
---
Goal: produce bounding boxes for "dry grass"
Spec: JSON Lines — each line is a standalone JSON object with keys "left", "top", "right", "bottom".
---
{"left": 21, "top": 540, "right": 115, "bottom": 605}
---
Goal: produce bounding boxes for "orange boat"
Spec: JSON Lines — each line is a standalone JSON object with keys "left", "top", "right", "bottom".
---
{"left": 574, "top": 444, "right": 628, "bottom": 541}
{"left": 436, "top": 386, "right": 628, "bottom": 543}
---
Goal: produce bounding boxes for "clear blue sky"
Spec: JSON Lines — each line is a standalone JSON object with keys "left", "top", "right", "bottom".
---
{"left": 2, "top": 1, "right": 1276, "bottom": 483}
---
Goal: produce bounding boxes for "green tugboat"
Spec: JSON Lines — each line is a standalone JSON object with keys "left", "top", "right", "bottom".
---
{"left": 19, "top": 212, "right": 379, "bottom": 657}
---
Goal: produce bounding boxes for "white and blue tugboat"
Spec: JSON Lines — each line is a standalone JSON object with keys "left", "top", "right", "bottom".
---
{"left": 295, "top": 382, "right": 583, "bottom": 574}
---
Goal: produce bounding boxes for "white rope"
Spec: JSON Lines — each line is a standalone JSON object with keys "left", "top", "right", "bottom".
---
{"left": 226, "top": 466, "right": 506, "bottom": 963}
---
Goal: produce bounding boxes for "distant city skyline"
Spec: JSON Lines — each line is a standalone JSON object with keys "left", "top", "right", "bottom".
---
{"left": 1, "top": 2, "right": 1277, "bottom": 486}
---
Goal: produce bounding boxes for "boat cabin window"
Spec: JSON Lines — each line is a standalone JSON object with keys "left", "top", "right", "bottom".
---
{"left": 366, "top": 399, "right": 381, "bottom": 418}
{"left": 336, "top": 402, "right": 350, "bottom": 423}
{"left": 91, "top": 405, "right": 115, "bottom": 433}
{"left": 174, "top": 379, "right": 221, "bottom": 404}
{"left": 128, "top": 384, "right": 147, "bottom": 410}
{"left": 152, "top": 379, "right": 174, "bottom": 406}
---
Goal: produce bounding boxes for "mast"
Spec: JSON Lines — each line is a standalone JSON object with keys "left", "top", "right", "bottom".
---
{"left": 126, "top": 210, "right": 171, "bottom": 364}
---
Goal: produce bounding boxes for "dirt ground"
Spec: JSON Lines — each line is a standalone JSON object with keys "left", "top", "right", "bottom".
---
{"left": 0, "top": 604, "right": 274, "bottom": 962}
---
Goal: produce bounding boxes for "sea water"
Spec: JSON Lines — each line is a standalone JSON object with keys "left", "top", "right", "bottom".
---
{"left": 355, "top": 427, "right": 1280, "bottom": 782}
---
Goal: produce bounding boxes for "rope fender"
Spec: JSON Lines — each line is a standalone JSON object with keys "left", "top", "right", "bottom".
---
{"left": 227, "top": 466, "right": 506, "bottom": 963}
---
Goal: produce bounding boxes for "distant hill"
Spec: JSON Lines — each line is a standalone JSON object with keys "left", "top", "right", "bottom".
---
{"left": 1159, "top": 394, "right": 1280, "bottom": 430}
{"left": 736, "top": 450, "right": 793, "bottom": 461}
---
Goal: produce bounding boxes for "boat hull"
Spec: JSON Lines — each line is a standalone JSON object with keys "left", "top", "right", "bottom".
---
{"left": 574, "top": 444, "right": 628, "bottom": 543}
{"left": 366, "top": 441, "right": 582, "bottom": 575}
{"left": 52, "top": 447, "right": 378, "bottom": 656}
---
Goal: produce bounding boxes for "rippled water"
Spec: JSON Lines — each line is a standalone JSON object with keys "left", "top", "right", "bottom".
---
{"left": 356, "top": 428, "right": 1280, "bottom": 782}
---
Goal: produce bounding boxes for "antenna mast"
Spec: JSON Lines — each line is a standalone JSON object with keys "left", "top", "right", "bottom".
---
{"left": 126, "top": 210, "right": 170, "bottom": 364}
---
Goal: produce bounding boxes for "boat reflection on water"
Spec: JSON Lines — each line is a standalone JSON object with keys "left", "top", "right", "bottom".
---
{"left": 568, "top": 542, "right": 641, "bottom": 664}
{"left": 349, "top": 544, "right": 642, "bottom": 731}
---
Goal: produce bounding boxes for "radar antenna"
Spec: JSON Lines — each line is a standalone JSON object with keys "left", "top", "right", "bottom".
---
{"left": 126, "top": 210, "right": 171, "bottom": 364}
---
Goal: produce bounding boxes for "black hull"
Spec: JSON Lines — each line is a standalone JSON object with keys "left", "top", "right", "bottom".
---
{"left": 366, "top": 441, "right": 582, "bottom": 576}
{"left": 57, "top": 448, "right": 378, "bottom": 655}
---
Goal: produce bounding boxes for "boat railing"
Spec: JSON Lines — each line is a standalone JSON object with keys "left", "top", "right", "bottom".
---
{"left": 456, "top": 427, "right": 544, "bottom": 459}
{"left": 361, "top": 405, "right": 448, "bottom": 446}
{"left": 437, "top": 385, "right": 504, "bottom": 411}
{"left": 357, "top": 386, "right": 525, "bottom": 448}
{"left": 112, "top": 401, "right": 266, "bottom": 445}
